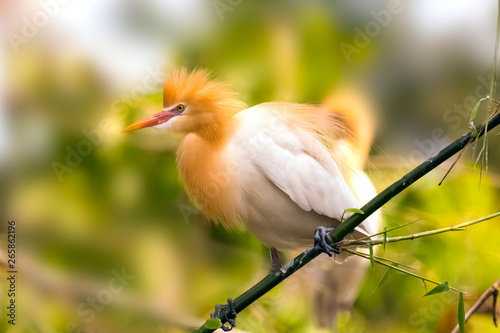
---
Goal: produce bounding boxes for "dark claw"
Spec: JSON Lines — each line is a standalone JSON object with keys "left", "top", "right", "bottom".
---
{"left": 210, "top": 298, "right": 237, "bottom": 331}
{"left": 313, "top": 226, "right": 340, "bottom": 256}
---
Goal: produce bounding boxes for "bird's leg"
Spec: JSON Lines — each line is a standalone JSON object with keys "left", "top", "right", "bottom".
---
{"left": 210, "top": 297, "right": 237, "bottom": 331}
{"left": 270, "top": 247, "right": 282, "bottom": 272}
{"left": 313, "top": 226, "right": 340, "bottom": 256}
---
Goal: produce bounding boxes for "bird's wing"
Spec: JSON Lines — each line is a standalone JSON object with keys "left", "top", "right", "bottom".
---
{"left": 234, "top": 107, "right": 371, "bottom": 235}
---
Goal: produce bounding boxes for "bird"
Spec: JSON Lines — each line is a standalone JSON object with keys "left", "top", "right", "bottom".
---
{"left": 124, "top": 68, "right": 381, "bottom": 329}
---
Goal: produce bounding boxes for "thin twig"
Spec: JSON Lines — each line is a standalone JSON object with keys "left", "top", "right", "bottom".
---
{"left": 340, "top": 211, "right": 500, "bottom": 248}
{"left": 451, "top": 278, "right": 500, "bottom": 333}
{"left": 354, "top": 219, "right": 421, "bottom": 242}
{"left": 439, "top": 139, "right": 472, "bottom": 186}
{"left": 344, "top": 249, "right": 462, "bottom": 293}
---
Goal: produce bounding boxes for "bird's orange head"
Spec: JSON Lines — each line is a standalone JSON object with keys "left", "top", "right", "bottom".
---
{"left": 123, "top": 68, "right": 246, "bottom": 143}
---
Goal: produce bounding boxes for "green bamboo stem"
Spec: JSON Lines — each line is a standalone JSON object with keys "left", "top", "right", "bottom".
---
{"left": 344, "top": 249, "right": 462, "bottom": 293}
{"left": 197, "top": 111, "right": 500, "bottom": 333}
{"left": 341, "top": 211, "right": 500, "bottom": 248}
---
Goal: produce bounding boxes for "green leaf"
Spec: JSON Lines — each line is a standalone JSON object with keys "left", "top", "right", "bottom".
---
{"left": 369, "top": 245, "right": 374, "bottom": 269}
{"left": 421, "top": 279, "right": 427, "bottom": 293}
{"left": 458, "top": 292, "right": 465, "bottom": 333}
{"left": 472, "top": 138, "right": 479, "bottom": 161}
{"left": 203, "top": 319, "right": 221, "bottom": 330}
{"left": 343, "top": 208, "right": 364, "bottom": 215}
{"left": 474, "top": 146, "right": 485, "bottom": 170}
{"left": 469, "top": 99, "right": 483, "bottom": 123}
{"left": 341, "top": 208, "right": 364, "bottom": 222}
{"left": 375, "top": 266, "right": 396, "bottom": 291}
{"left": 424, "top": 282, "right": 450, "bottom": 296}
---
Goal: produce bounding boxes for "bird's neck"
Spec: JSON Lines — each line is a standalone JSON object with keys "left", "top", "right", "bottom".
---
{"left": 196, "top": 116, "right": 236, "bottom": 146}
{"left": 176, "top": 125, "right": 241, "bottom": 229}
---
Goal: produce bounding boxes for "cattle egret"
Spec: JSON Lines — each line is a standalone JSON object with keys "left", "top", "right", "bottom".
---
{"left": 124, "top": 68, "right": 381, "bottom": 329}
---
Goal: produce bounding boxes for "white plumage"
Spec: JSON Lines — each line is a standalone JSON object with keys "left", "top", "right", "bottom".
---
{"left": 226, "top": 103, "right": 378, "bottom": 250}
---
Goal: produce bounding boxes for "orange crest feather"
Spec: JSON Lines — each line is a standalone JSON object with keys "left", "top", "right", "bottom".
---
{"left": 163, "top": 68, "right": 246, "bottom": 117}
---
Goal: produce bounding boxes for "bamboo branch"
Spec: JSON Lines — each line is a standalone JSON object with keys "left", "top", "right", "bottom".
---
{"left": 344, "top": 249, "right": 462, "bottom": 293}
{"left": 451, "top": 278, "right": 500, "bottom": 333}
{"left": 197, "top": 111, "right": 500, "bottom": 333}
{"left": 340, "top": 211, "right": 500, "bottom": 248}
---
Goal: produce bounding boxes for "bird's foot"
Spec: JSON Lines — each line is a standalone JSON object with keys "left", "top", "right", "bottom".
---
{"left": 210, "top": 298, "right": 237, "bottom": 331}
{"left": 313, "top": 226, "right": 340, "bottom": 257}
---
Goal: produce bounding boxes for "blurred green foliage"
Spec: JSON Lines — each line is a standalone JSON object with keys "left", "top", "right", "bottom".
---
{"left": 1, "top": 1, "right": 500, "bottom": 333}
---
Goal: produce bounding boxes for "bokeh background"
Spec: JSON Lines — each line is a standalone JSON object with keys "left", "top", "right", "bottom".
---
{"left": 1, "top": 0, "right": 500, "bottom": 332}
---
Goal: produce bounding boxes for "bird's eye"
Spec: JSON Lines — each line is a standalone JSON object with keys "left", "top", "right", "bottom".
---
{"left": 176, "top": 104, "right": 185, "bottom": 112}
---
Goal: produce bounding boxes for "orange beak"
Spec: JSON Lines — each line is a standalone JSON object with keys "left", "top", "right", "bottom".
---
{"left": 122, "top": 108, "right": 179, "bottom": 133}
